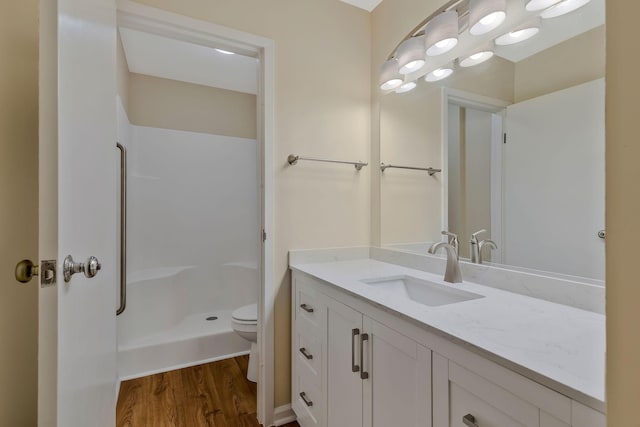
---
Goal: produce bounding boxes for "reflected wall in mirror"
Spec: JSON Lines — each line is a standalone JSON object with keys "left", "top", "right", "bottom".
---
{"left": 380, "top": 0, "right": 605, "bottom": 281}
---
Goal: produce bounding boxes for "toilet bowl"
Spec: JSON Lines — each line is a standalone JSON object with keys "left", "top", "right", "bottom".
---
{"left": 231, "top": 303, "right": 258, "bottom": 382}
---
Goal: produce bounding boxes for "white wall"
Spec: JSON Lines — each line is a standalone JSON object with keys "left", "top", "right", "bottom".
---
{"left": 503, "top": 79, "right": 605, "bottom": 280}
{"left": 116, "top": 100, "right": 258, "bottom": 345}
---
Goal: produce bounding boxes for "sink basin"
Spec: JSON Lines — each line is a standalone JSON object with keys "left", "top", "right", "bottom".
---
{"left": 360, "top": 275, "right": 484, "bottom": 307}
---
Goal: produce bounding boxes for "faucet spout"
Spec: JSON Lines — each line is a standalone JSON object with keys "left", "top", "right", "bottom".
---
{"left": 478, "top": 239, "right": 498, "bottom": 264}
{"left": 428, "top": 242, "right": 463, "bottom": 284}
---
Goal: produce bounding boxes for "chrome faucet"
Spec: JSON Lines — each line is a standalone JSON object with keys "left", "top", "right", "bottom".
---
{"left": 428, "top": 231, "right": 462, "bottom": 283}
{"left": 469, "top": 229, "right": 498, "bottom": 264}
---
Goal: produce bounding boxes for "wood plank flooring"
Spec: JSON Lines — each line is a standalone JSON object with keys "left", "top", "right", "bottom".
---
{"left": 117, "top": 356, "right": 299, "bottom": 427}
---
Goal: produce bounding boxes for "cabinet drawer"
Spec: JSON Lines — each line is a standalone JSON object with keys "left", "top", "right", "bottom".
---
{"left": 295, "top": 275, "right": 326, "bottom": 331}
{"left": 295, "top": 329, "right": 322, "bottom": 384}
{"left": 293, "top": 367, "right": 324, "bottom": 427}
{"left": 449, "top": 362, "right": 539, "bottom": 427}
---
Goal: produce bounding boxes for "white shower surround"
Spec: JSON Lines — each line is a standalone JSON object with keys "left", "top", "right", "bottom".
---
{"left": 116, "top": 99, "right": 258, "bottom": 379}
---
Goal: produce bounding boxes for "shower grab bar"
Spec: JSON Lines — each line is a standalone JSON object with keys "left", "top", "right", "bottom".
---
{"left": 287, "top": 154, "right": 368, "bottom": 171}
{"left": 116, "top": 142, "right": 127, "bottom": 316}
{"left": 380, "top": 163, "right": 442, "bottom": 176}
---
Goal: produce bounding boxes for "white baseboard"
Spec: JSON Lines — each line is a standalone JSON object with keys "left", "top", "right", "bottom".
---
{"left": 272, "top": 403, "right": 296, "bottom": 426}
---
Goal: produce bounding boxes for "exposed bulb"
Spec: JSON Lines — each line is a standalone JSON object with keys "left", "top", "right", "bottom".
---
{"left": 395, "top": 81, "right": 417, "bottom": 94}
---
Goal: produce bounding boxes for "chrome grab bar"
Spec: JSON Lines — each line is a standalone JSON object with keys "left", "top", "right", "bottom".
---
{"left": 116, "top": 143, "right": 127, "bottom": 316}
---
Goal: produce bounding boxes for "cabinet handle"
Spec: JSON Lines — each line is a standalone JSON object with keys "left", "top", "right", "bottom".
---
{"left": 360, "top": 333, "right": 369, "bottom": 380}
{"left": 299, "top": 392, "right": 313, "bottom": 407}
{"left": 299, "top": 347, "right": 313, "bottom": 360}
{"left": 300, "top": 303, "right": 314, "bottom": 313}
{"left": 463, "top": 414, "right": 479, "bottom": 427}
{"left": 351, "top": 328, "right": 360, "bottom": 373}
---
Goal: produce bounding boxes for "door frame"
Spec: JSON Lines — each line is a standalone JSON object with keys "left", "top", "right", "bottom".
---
{"left": 440, "top": 88, "right": 509, "bottom": 260}
{"left": 115, "top": 1, "right": 276, "bottom": 424}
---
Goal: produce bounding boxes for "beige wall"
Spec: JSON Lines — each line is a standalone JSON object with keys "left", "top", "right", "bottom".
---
{"left": 606, "top": 2, "right": 640, "bottom": 425}
{"left": 128, "top": 73, "right": 257, "bottom": 138}
{"left": 133, "top": 0, "right": 371, "bottom": 406}
{"left": 0, "top": 0, "right": 39, "bottom": 425}
{"left": 515, "top": 25, "right": 605, "bottom": 102}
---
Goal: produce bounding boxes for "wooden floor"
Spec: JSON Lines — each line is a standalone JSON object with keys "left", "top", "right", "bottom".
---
{"left": 117, "top": 356, "right": 299, "bottom": 427}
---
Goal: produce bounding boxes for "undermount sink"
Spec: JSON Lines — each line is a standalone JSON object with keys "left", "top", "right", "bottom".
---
{"left": 360, "top": 275, "right": 484, "bottom": 307}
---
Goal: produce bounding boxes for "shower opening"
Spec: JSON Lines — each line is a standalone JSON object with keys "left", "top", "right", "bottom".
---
{"left": 115, "top": 24, "right": 261, "bottom": 381}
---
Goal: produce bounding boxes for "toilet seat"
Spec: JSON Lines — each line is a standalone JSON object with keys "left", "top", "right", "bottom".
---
{"left": 232, "top": 303, "right": 257, "bottom": 324}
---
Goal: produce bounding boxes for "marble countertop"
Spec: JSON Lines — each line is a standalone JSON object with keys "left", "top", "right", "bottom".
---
{"left": 290, "top": 257, "right": 605, "bottom": 410}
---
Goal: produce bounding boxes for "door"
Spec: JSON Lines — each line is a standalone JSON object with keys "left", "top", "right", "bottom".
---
{"left": 362, "top": 317, "right": 432, "bottom": 427}
{"left": 326, "top": 298, "right": 364, "bottom": 427}
{"left": 503, "top": 79, "right": 605, "bottom": 280}
{"left": 38, "top": 0, "right": 118, "bottom": 425}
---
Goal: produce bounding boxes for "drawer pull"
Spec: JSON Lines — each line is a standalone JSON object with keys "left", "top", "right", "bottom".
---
{"left": 351, "top": 328, "right": 360, "bottom": 373}
{"left": 299, "top": 347, "right": 313, "bottom": 360}
{"left": 463, "top": 414, "right": 479, "bottom": 427}
{"left": 360, "top": 333, "right": 369, "bottom": 380}
{"left": 300, "top": 303, "right": 314, "bottom": 313}
{"left": 300, "top": 392, "right": 313, "bottom": 407}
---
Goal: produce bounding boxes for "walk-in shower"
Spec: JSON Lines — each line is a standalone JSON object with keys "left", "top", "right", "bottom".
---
{"left": 115, "top": 27, "right": 260, "bottom": 379}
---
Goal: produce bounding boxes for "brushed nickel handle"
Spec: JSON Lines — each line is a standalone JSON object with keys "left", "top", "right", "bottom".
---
{"left": 63, "top": 255, "right": 102, "bottom": 283}
{"left": 299, "top": 347, "right": 313, "bottom": 360}
{"left": 463, "top": 414, "right": 479, "bottom": 427}
{"left": 360, "top": 333, "right": 369, "bottom": 380}
{"left": 299, "top": 392, "right": 313, "bottom": 407}
{"left": 300, "top": 303, "right": 314, "bottom": 313}
{"left": 351, "top": 328, "right": 360, "bottom": 373}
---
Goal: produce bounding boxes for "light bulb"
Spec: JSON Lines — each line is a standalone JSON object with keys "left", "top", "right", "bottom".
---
{"left": 395, "top": 82, "right": 417, "bottom": 94}
{"left": 459, "top": 51, "right": 494, "bottom": 67}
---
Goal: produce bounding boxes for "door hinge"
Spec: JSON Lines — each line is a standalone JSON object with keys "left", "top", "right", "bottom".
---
{"left": 262, "top": 229, "right": 267, "bottom": 242}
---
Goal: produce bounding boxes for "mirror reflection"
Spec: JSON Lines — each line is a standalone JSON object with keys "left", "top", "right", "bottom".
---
{"left": 380, "top": 0, "right": 605, "bottom": 281}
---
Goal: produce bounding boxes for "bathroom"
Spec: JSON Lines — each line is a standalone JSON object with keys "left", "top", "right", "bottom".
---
{"left": 0, "top": 0, "right": 637, "bottom": 426}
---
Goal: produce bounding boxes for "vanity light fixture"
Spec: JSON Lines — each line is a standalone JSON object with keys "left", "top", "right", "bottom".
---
{"left": 215, "top": 48, "right": 235, "bottom": 55}
{"left": 396, "top": 36, "right": 427, "bottom": 74}
{"left": 425, "top": 11, "right": 459, "bottom": 56}
{"left": 425, "top": 67, "right": 454, "bottom": 82}
{"left": 540, "top": 0, "right": 591, "bottom": 18}
{"left": 495, "top": 20, "right": 540, "bottom": 45}
{"left": 469, "top": 0, "right": 507, "bottom": 35}
{"left": 525, "top": 0, "right": 562, "bottom": 11}
{"left": 395, "top": 81, "right": 418, "bottom": 93}
{"left": 459, "top": 50, "right": 494, "bottom": 67}
{"left": 379, "top": 59, "right": 403, "bottom": 90}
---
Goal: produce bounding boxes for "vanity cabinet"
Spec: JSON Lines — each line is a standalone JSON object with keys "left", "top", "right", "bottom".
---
{"left": 291, "top": 270, "right": 605, "bottom": 427}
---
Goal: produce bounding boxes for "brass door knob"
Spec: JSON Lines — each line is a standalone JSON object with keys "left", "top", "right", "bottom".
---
{"left": 15, "top": 259, "right": 38, "bottom": 283}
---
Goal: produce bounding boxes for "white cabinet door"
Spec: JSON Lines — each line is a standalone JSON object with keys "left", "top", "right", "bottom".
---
{"left": 363, "top": 317, "right": 432, "bottom": 427}
{"left": 38, "top": 0, "right": 118, "bottom": 425}
{"left": 326, "top": 298, "right": 364, "bottom": 427}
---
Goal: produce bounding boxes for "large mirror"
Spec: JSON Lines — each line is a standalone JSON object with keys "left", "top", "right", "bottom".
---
{"left": 379, "top": 0, "right": 605, "bottom": 282}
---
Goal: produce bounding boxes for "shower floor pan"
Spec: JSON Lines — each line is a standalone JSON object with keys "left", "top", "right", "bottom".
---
{"left": 117, "top": 309, "right": 250, "bottom": 380}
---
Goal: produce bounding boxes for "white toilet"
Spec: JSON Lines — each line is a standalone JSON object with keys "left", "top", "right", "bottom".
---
{"left": 231, "top": 303, "right": 258, "bottom": 382}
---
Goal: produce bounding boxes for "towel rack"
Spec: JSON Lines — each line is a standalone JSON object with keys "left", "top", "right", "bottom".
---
{"left": 380, "top": 163, "right": 441, "bottom": 176}
{"left": 288, "top": 154, "right": 368, "bottom": 171}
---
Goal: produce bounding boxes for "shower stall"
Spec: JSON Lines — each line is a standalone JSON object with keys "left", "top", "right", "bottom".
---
{"left": 115, "top": 98, "right": 259, "bottom": 379}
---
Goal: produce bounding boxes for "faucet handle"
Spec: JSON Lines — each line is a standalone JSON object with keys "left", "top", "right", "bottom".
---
{"left": 470, "top": 229, "right": 487, "bottom": 242}
{"left": 441, "top": 230, "right": 458, "bottom": 240}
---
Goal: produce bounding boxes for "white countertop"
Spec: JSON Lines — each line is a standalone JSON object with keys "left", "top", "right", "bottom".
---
{"left": 290, "top": 257, "right": 605, "bottom": 410}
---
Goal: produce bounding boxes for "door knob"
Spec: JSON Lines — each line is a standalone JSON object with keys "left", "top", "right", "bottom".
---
{"left": 63, "top": 255, "right": 102, "bottom": 283}
{"left": 15, "top": 259, "right": 38, "bottom": 283}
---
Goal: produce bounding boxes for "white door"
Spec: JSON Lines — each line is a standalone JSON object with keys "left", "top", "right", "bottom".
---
{"left": 503, "top": 79, "right": 605, "bottom": 280}
{"left": 362, "top": 317, "right": 432, "bottom": 427}
{"left": 326, "top": 298, "right": 364, "bottom": 427}
{"left": 39, "top": 0, "right": 118, "bottom": 425}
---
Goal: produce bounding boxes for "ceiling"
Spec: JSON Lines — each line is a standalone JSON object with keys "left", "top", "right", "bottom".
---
{"left": 119, "top": 27, "right": 259, "bottom": 95}
{"left": 340, "top": 0, "right": 383, "bottom": 12}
